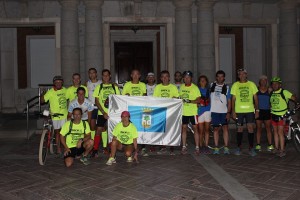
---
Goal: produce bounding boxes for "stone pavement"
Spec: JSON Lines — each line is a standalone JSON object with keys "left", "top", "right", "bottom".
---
{"left": 0, "top": 133, "right": 299, "bottom": 200}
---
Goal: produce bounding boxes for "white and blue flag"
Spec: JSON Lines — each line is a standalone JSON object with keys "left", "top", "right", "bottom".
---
{"left": 108, "top": 95, "right": 183, "bottom": 146}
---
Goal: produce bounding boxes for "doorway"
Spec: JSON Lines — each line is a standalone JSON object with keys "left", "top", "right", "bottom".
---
{"left": 114, "top": 42, "right": 153, "bottom": 83}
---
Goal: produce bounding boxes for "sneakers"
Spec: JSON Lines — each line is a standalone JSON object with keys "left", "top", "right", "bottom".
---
{"left": 234, "top": 147, "right": 241, "bottom": 156}
{"left": 213, "top": 147, "right": 220, "bottom": 155}
{"left": 255, "top": 144, "right": 261, "bottom": 152}
{"left": 102, "top": 148, "right": 109, "bottom": 155}
{"left": 106, "top": 157, "right": 116, "bottom": 165}
{"left": 203, "top": 146, "right": 211, "bottom": 154}
{"left": 267, "top": 144, "right": 275, "bottom": 151}
{"left": 80, "top": 155, "right": 91, "bottom": 165}
{"left": 272, "top": 148, "right": 279, "bottom": 154}
{"left": 194, "top": 147, "right": 200, "bottom": 155}
{"left": 126, "top": 156, "right": 133, "bottom": 162}
{"left": 141, "top": 148, "right": 149, "bottom": 157}
{"left": 169, "top": 151, "right": 175, "bottom": 156}
{"left": 223, "top": 147, "right": 230, "bottom": 155}
{"left": 249, "top": 148, "right": 257, "bottom": 157}
{"left": 157, "top": 147, "right": 167, "bottom": 155}
{"left": 91, "top": 150, "right": 98, "bottom": 158}
{"left": 149, "top": 146, "right": 156, "bottom": 152}
{"left": 278, "top": 150, "right": 286, "bottom": 158}
{"left": 181, "top": 146, "right": 188, "bottom": 155}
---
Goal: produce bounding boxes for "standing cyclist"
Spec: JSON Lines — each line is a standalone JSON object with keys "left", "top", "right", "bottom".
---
{"left": 210, "top": 70, "right": 231, "bottom": 155}
{"left": 41, "top": 75, "right": 68, "bottom": 156}
{"left": 270, "top": 77, "right": 298, "bottom": 157}
{"left": 93, "top": 69, "right": 120, "bottom": 157}
{"left": 231, "top": 69, "right": 259, "bottom": 156}
{"left": 179, "top": 71, "right": 201, "bottom": 155}
{"left": 255, "top": 75, "right": 273, "bottom": 152}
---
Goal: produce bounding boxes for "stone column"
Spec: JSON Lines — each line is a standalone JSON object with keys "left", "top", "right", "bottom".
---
{"left": 173, "top": 0, "right": 193, "bottom": 73}
{"left": 278, "top": 0, "right": 299, "bottom": 95}
{"left": 196, "top": 0, "right": 215, "bottom": 81}
{"left": 60, "top": 0, "right": 80, "bottom": 85}
{"left": 84, "top": 0, "right": 104, "bottom": 74}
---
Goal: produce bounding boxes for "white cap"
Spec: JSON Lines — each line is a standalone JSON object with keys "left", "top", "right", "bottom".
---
{"left": 147, "top": 72, "right": 155, "bottom": 77}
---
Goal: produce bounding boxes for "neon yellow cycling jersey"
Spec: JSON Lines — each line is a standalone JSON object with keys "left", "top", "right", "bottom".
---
{"left": 44, "top": 87, "right": 68, "bottom": 120}
{"left": 270, "top": 88, "right": 292, "bottom": 116}
{"left": 231, "top": 81, "right": 258, "bottom": 113}
{"left": 112, "top": 122, "right": 138, "bottom": 145}
{"left": 93, "top": 83, "right": 120, "bottom": 115}
{"left": 122, "top": 81, "right": 146, "bottom": 96}
{"left": 153, "top": 83, "right": 179, "bottom": 98}
{"left": 60, "top": 120, "right": 91, "bottom": 148}
{"left": 179, "top": 83, "right": 201, "bottom": 116}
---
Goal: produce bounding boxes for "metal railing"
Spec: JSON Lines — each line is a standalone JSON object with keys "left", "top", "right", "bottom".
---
{"left": 25, "top": 84, "right": 52, "bottom": 140}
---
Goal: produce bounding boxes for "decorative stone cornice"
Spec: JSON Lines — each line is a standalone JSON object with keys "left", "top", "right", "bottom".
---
{"left": 59, "top": 0, "right": 79, "bottom": 9}
{"left": 173, "top": 0, "right": 193, "bottom": 9}
{"left": 83, "top": 0, "right": 104, "bottom": 9}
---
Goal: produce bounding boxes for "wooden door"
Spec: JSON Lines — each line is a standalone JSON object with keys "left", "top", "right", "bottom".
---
{"left": 114, "top": 42, "right": 153, "bottom": 83}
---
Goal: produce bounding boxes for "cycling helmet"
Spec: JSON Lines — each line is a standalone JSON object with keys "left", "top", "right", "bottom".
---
{"left": 270, "top": 76, "right": 282, "bottom": 83}
{"left": 53, "top": 75, "right": 63, "bottom": 82}
{"left": 182, "top": 71, "right": 193, "bottom": 78}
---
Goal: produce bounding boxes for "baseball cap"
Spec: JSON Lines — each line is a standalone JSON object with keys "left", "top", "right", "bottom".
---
{"left": 53, "top": 75, "right": 63, "bottom": 82}
{"left": 147, "top": 72, "right": 155, "bottom": 77}
{"left": 237, "top": 68, "right": 247, "bottom": 74}
{"left": 121, "top": 111, "right": 130, "bottom": 117}
{"left": 182, "top": 71, "right": 193, "bottom": 77}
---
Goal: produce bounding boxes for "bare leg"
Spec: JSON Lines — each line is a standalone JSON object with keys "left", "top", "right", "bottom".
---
{"left": 222, "top": 125, "right": 229, "bottom": 147}
{"left": 182, "top": 124, "right": 188, "bottom": 146}
{"left": 265, "top": 120, "right": 272, "bottom": 145}
{"left": 256, "top": 120, "right": 262, "bottom": 145}
{"left": 204, "top": 122, "right": 210, "bottom": 147}
{"left": 198, "top": 123, "right": 204, "bottom": 148}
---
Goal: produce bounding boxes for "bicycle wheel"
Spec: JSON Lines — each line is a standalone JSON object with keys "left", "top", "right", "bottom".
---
{"left": 38, "top": 129, "right": 49, "bottom": 165}
{"left": 49, "top": 127, "right": 56, "bottom": 154}
{"left": 292, "top": 129, "right": 300, "bottom": 152}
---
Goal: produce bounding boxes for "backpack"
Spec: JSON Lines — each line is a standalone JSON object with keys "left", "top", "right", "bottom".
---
{"left": 210, "top": 82, "right": 227, "bottom": 95}
{"left": 98, "top": 83, "right": 117, "bottom": 96}
{"left": 199, "top": 87, "right": 210, "bottom": 106}
{"left": 66, "top": 120, "right": 86, "bottom": 136}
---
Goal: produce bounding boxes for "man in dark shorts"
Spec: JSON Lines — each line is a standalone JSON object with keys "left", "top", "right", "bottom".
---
{"left": 60, "top": 108, "right": 94, "bottom": 167}
{"left": 231, "top": 69, "right": 259, "bottom": 156}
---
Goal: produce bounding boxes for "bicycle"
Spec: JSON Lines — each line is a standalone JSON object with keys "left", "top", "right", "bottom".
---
{"left": 283, "top": 108, "right": 300, "bottom": 152}
{"left": 38, "top": 110, "right": 63, "bottom": 165}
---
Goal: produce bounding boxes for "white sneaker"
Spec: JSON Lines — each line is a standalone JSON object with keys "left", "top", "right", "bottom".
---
{"left": 106, "top": 157, "right": 116, "bottom": 165}
{"left": 126, "top": 157, "right": 133, "bottom": 162}
{"left": 141, "top": 148, "right": 149, "bottom": 157}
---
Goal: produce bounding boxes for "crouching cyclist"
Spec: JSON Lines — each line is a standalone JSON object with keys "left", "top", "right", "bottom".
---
{"left": 60, "top": 108, "right": 94, "bottom": 167}
{"left": 106, "top": 111, "right": 138, "bottom": 165}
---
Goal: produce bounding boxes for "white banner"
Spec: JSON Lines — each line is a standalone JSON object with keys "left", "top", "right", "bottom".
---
{"left": 108, "top": 95, "right": 183, "bottom": 146}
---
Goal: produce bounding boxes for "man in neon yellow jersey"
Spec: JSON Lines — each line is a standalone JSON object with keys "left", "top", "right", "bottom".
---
{"left": 179, "top": 71, "right": 201, "bottom": 155}
{"left": 231, "top": 68, "right": 259, "bottom": 156}
{"left": 153, "top": 70, "right": 179, "bottom": 155}
{"left": 41, "top": 75, "right": 68, "bottom": 155}
{"left": 122, "top": 69, "right": 148, "bottom": 156}
{"left": 60, "top": 108, "right": 94, "bottom": 167}
{"left": 66, "top": 73, "right": 88, "bottom": 102}
{"left": 93, "top": 69, "right": 120, "bottom": 157}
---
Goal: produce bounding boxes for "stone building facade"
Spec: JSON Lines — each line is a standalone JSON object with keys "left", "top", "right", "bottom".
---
{"left": 0, "top": 0, "right": 299, "bottom": 112}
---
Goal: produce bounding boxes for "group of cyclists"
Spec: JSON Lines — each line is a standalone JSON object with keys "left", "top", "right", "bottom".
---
{"left": 41, "top": 67, "right": 298, "bottom": 167}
